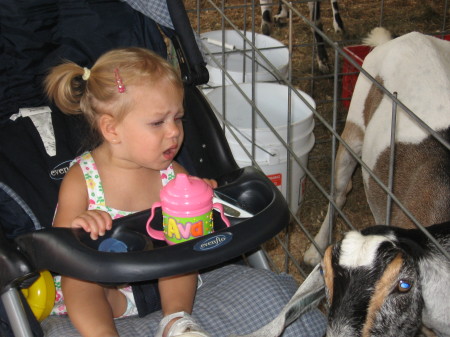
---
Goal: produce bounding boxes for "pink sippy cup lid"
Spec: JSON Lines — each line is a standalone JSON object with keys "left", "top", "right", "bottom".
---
{"left": 160, "top": 173, "right": 213, "bottom": 216}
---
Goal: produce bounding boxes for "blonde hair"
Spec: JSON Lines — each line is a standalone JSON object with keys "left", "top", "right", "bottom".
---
{"left": 45, "top": 47, "right": 184, "bottom": 140}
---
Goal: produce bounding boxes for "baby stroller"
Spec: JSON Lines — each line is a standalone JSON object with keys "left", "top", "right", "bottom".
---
{"left": 0, "top": 0, "right": 327, "bottom": 336}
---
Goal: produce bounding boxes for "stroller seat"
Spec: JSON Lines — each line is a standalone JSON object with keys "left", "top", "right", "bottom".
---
{"left": 0, "top": 1, "right": 327, "bottom": 336}
{"left": 41, "top": 264, "right": 326, "bottom": 337}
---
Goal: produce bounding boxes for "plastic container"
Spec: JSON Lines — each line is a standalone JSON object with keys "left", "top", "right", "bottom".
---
{"left": 341, "top": 45, "right": 372, "bottom": 109}
{"left": 146, "top": 174, "right": 230, "bottom": 245}
{"left": 206, "top": 83, "right": 315, "bottom": 211}
{"left": 98, "top": 238, "right": 128, "bottom": 252}
{"left": 200, "top": 30, "right": 288, "bottom": 87}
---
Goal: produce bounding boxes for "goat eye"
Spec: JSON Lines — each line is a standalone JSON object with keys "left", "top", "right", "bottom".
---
{"left": 398, "top": 280, "right": 412, "bottom": 292}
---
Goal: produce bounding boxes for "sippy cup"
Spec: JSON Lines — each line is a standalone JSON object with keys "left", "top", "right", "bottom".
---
{"left": 146, "top": 174, "right": 230, "bottom": 245}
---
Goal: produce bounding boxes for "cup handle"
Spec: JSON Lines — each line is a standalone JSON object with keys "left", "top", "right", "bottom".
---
{"left": 146, "top": 202, "right": 165, "bottom": 241}
{"left": 213, "top": 203, "right": 231, "bottom": 228}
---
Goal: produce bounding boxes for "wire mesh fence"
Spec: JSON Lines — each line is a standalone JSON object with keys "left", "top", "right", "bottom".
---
{"left": 184, "top": 0, "right": 450, "bottom": 282}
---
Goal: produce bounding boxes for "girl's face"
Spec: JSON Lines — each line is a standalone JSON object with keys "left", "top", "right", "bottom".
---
{"left": 113, "top": 80, "right": 184, "bottom": 170}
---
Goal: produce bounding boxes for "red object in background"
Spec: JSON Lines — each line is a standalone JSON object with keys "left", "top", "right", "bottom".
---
{"left": 436, "top": 34, "right": 450, "bottom": 41}
{"left": 341, "top": 45, "right": 372, "bottom": 109}
{"left": 267, "top": 173, "right": 282, "bottom": 187}
{"left": 341, "top": 35, "right": 449, "bottom": 109}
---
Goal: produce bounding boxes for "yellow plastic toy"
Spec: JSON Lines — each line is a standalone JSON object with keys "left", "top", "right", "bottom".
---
{"left": 21, "top": 270, "right": 56, "bottom": 322}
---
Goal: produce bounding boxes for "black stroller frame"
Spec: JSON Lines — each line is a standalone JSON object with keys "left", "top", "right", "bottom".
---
{"left": 0, "top": 1, "right": 315, "bottom": 336}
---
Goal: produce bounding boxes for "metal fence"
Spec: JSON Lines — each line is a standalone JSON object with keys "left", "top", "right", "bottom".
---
{"left": 184, "top": 0, "right": 450, "bottom": 281}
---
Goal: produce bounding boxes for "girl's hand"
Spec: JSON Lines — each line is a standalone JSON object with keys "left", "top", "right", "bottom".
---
{"left": 70, "top": 210, "right": 113, "bottom": 240}
{"left": 202, "top": 178, "right": 218, "bottom": 189}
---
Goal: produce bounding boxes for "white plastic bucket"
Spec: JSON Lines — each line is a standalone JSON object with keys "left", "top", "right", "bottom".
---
{"left": 200, "top": 30, "right": 288, "bottom": 87}
{"left": 206, "top": 83, "right": 316, "bottom": 211}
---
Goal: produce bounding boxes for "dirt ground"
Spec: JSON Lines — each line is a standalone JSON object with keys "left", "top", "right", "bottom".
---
{"left": 184, "top": 0, "right": 449, "bottom": 281}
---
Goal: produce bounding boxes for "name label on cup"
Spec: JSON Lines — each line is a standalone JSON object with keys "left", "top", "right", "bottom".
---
{"left": 163, "top": 211, "right": 214, "bottom": 245}
{"left": 167, "top": 218, "right": 205, "bottom": 240}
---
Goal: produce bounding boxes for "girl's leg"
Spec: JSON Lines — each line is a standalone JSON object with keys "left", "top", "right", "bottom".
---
{"left": 158, "top": 272, "right": 199, "bottom": 336}
{"left": 61, "top": 276, "right": 127, "bottom": 337}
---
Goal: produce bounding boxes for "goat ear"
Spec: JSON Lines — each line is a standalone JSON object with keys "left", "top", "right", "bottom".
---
{"left": 360, "top": 225, "right": 394, "bottom": 236}
{"left": 397, "top": 237, "right": 425, "bottom": 259}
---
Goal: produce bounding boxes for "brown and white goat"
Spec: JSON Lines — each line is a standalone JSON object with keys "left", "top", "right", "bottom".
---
{"left": 259, "top": 0, "right": 344, "bottom": 71}
{"left": 232, "top": 222, "right": 450, "bottom": 337}
{"left": 303, "top": 28, "right": 450, "bottom": 266}
{"left": 323, "top": 223, "right": 450, "bottom": 336}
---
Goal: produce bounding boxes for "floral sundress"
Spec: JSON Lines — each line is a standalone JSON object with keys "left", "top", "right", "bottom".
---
{"left": 51, "top": 151, "right": 175, "bottom": 316}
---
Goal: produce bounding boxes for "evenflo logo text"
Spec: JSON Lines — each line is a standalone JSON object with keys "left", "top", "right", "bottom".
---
{"left": 49, "top": 160, "right": 72, "bottom": 180}
{"left": 193, "top": 232, "right": 233, "bottom": 252}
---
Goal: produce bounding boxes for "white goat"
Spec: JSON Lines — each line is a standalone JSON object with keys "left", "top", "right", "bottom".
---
{"left": 232, "top": 222, "right": 450, "bottom": 337}
{"left": 303, "top": 28, "right": 450, "bottom": 266}
{"left": 259, "top": 0, "right": 344, "bottom": 71}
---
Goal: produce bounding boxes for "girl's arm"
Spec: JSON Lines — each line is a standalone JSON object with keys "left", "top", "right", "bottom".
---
{"left": 53, "top": 164, "right": 112, "bottom": 240}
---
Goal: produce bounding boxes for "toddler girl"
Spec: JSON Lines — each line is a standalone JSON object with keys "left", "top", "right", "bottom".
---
{"left": 45, "top": 47, "right": 214, "bottom": 337}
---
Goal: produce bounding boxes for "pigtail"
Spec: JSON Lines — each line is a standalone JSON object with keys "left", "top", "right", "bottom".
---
{"left": 44, "top": 61, "right": 87, "bottom": 115}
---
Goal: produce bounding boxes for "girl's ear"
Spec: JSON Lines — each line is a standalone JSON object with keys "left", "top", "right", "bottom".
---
{"left": 98, "top": 114, "right": 121, "bottom": 144}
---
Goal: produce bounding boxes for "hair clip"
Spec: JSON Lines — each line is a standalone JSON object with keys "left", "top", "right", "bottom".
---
{"left": 114, "top": 68, "right": 126, "bottom": 93}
